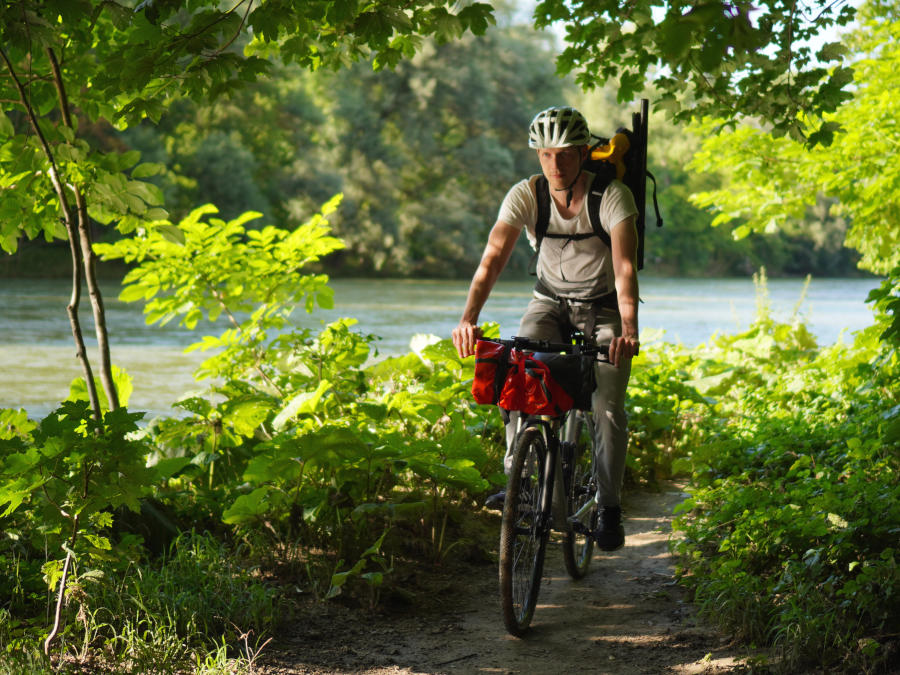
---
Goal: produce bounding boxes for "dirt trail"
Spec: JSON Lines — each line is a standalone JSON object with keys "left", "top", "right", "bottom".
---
{"left": 262, "top": 482, "right": 748, "bottom": 674}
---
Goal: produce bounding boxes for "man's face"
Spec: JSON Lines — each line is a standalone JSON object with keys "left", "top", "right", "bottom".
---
{"left": 537, "top": 146, "right": 585, "bottom": 191}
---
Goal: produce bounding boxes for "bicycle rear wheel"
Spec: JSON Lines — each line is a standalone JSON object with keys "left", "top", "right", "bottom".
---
{"left": 499, "top": 425, "right": 549, "bottom": 636}
{"left": 562, "top": 412, "right": 597, "bottom": 579}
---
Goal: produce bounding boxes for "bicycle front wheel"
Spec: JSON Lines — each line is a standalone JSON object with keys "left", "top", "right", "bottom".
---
{"left": 499, "top": 425, "right": 550, "bottom": 636}
{"left": 562, "top": 412, "right": 597, "bottom": 579}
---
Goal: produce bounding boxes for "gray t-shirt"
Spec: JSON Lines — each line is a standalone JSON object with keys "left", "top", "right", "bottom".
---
{"left": 498, "top": 173, "right": 638, "bottom": 300}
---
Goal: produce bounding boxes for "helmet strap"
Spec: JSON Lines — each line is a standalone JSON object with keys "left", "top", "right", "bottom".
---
{"left": 552, "top": 166, "right": 583, "bottom": 209}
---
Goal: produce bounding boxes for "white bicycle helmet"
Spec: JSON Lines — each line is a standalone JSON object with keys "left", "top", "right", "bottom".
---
{"left": 528, "top": 106, "right": 591, "bottom": 149}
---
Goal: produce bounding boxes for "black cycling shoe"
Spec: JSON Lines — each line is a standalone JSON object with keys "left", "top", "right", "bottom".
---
{"left": 593, "top": 506, "right": 625, "bottom": 551}
{"left": 484, "top": 491, "right": 506, "bottom": 511}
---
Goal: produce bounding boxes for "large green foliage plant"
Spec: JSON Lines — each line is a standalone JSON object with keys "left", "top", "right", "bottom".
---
{"left": 0, "top": 400, "right": 154, "bottom": 656}
{"left": 96, "top": 201, "right": 498, "bottom": 594}
{"left": 670, "top": 281, "right": 899, "bottom": 671}
{"left": 0, "top": 4, "right": 493, "bottom": 651}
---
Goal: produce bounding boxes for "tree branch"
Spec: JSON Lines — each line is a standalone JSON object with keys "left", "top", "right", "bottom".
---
{"left": 47, "top": 47, "right": 120, "bottom": 411}
{"left": 44, "top": 514, "right": 80, "bottom": 655}
{"left": 0, "top": 45, "right": 102, "bottom": 419}
{"left": 174, "top": 0, "right": 252, "bottom": 44}
{"left": 208, "top": 0, "right": 255, "bottom": 57}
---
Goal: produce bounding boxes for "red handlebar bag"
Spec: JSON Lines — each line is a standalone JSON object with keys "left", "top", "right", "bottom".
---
{"left": 520, "top": 356, "right": 574, "bottom": 415}
{"left": 472, "top": 340, "right": 521, "bottom": 408}
{"left": 472, "top": 340, "right": 576, "bottom": 415}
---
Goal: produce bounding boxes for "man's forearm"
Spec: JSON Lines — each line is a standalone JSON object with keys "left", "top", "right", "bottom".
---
{"left": 615, "top": 268, "right": 639, "bottom": 339}
{"left": 460, "top": 222, "right": 519, "bottom": 324}
{"left": 452, "top": 222, "right": 520, "bottom": 358}
{"left": 461, "top": 263, "right": 498, "bottom": 325}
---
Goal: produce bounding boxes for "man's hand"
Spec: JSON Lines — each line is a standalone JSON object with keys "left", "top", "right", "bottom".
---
{"left": 608, "top": 335, "right": 639, "bottom": 368}
{"left": 452, "top": 321, "right": 483, "bottom": 359}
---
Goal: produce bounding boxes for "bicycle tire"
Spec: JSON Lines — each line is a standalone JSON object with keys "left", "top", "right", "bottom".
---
{"left": 562, "top": 413, "right": 597, "bottom": 579}
{"left": 499, "top": 425, "right": 550, "bottom": 636}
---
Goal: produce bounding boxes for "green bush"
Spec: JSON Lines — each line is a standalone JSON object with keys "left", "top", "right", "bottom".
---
{"left": 98, "top": 204, "right": 500, "bottom": 592}
{"left": 625, "top": 337, "right": 710, "bottom": 484}
{"left": 671, "top": 305, "right": 900, "bottom": 672}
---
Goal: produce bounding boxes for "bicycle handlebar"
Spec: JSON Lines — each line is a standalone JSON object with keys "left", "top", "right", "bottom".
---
{"left": 484, "top": 336, "right": 610, "bottom": 359}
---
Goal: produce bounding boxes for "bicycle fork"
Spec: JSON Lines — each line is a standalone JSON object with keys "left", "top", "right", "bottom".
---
{"left": 516, "top": 417, "right": 579, "bottom": 535}
{"left": 562, "top": 410, "right": 598, "bottom": 536}
{"left": 538, "top": 424, "right": 572, "bottom": 535}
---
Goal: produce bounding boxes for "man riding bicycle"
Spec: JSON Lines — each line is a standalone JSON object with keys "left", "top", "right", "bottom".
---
{"left": 451, "top": 106, "right": 639, "bottom": 551}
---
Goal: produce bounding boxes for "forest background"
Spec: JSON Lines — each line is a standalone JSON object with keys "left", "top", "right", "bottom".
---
{"left": 1, "top": 0, "right": 870, "bottom": 281}
{"left": 0, "top": 0, "right": 897, "bottom": 674}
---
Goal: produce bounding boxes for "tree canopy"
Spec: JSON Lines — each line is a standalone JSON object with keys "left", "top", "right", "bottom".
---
{"left": 688, "top": 0, "right": 900, "bottom": 276}
{"left": 536, "top": 0, "right": 859, "bottom": 145}
{"left": 0, "top": 0, "right": 496, "bottom": 251}
{"left": 0, "top": 0, "right": 867, "bottom": 258}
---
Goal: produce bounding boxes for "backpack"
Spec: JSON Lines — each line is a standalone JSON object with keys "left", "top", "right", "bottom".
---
{"left": 531, "top": 98, "right": 663, "bottom": 274}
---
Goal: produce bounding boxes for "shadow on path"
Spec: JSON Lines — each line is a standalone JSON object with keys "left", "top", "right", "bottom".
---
{"left": 262, "top": 482, "right": 749, "bottom": 675}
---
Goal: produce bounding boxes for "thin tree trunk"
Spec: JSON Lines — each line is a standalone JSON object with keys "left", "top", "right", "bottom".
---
{"left": 47, "top": 48, "right": 119, "bottom": 411}
{"left": 43, "top": 514, "right": 79, "bottom": 656}
{"left": 0, "top": 46, "right": 102, "bottom": 418}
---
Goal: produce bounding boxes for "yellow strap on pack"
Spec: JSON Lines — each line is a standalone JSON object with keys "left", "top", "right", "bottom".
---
{"left": 589, "top": 132, "right": 630, "bottom": 180}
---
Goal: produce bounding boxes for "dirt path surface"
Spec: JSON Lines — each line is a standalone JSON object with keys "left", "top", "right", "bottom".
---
{"left": 261, "top": 483, "right": 748, "bottom": 674}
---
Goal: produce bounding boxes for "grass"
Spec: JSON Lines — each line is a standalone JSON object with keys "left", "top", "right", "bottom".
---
{"left": 0, "top": 531, "right": 280, "bottom": 674}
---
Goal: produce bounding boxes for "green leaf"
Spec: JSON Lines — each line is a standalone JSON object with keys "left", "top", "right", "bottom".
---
{"left": 66, "top": 365, "right": 133, "bottom": 410}
{"left": 360, "top": 571, "right": 384, "bottom": 587}
{"left": 817, "top": 41, "right": 848, "bottom": 62}
{"left": 458, "top": 3, "right": 494, "bottom": 35}
{"left": 128, "top": 180, "right": 163, "bottom": 206}
{"left": 148, "top": 456, "right": 194, "bottom": 480}
{"left": 273, "top": 380, "right": 331, "bottom": 429}
{"left": 222, "top": 487, "right": 270, "bottom": 524}
{"left": 155, "top": 223, "right": 186, "bottom": 245}
{"left": 356, "top": 11, "right": 392, "bottom": 42}
{"left": 224, "top": 396, "right": 274, "bottom": 437}
{"left": 0, "top": 483, "right": 37, "bottom": 518}
{"left": 84, "top": 534, "right": 112, "bottom": 551}
{"left": 0, "top": 113, "right": 14, "bottom": 138}
{"left": 132, "top": 162, "right": 165, "bottom": 179}
{"left": 430, "top": 8, "right": 463, "bottom": 43}
{"left": 326, "top": 0, "right": 360, "bottom": 25}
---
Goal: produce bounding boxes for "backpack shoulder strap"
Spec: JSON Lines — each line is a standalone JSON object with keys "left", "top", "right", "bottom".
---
{"left": 534, "top": 175, "right": 551, "bottom": 249}
{"left": 529, "top": 175, "right": 551, "bottom": 276}
{"left": 586, "top": 173, "right": 612, "bottom": 251}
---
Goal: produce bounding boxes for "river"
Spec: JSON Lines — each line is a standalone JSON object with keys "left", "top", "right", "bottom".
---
{"left": 0, "top": 276, "right": 879, "bottom": 419}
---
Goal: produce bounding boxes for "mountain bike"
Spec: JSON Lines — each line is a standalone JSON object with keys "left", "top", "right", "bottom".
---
{"left": 491, "top": 335, "right": 607, "bottom": 636}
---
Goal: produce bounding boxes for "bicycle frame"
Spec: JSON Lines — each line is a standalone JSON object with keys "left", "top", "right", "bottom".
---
{"left": 512, "top": 408, "right": 596, "bottom": 536}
